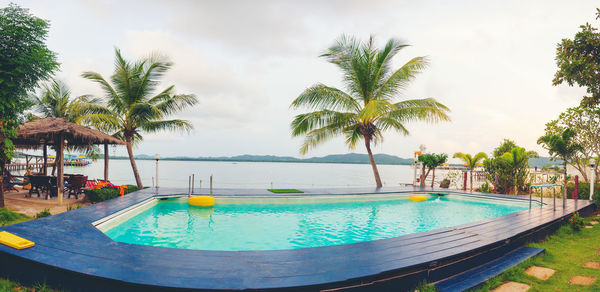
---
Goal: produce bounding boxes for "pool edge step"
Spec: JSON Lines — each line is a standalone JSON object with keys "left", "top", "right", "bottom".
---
{"left": 433, "top": 246, "right": 545, "bottom": 292}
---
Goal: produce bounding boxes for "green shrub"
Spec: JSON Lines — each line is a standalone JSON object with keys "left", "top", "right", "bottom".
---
{"left": 0, "top": 208, "right": 24, "bottom": 226}
{"left": 35, "top": 208, "right": 51, "bottom": 219}
{"left": 85, "top": 185, "right": 139, "bottom": 203}
{"left": 477, "top": 181, "right": 494, "bottom": 193}
{"left": 569, "top": 212, "right": 585, "bottom": 231}
{"left": 566, "top": 182, "right": 600, "bottom": 204}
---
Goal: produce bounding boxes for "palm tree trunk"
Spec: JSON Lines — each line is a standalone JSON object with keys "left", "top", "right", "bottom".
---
{"left": 364, "top": 138, "right": 383, "bottom": 188}
{"left": 431, "top": 167, "right": 436, "bottom": 188}
{"left": 470, "top": 171, "right": 473, "bottom": 191}
{"left": 0, "top": 162, "right": 5, "bottom": 208}
{"left": 421, "top": 164, "right": 426, "bottom": 188}
{"left": 564, "top": 161, "right": 568, "bottom": 199}
{"left": 125, "top": 136, "right": 143, "bottom": 189}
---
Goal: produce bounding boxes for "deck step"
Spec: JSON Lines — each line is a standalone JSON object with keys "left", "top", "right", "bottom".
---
{"left": 434, "top": 246, "right": 545, "bottom": 292}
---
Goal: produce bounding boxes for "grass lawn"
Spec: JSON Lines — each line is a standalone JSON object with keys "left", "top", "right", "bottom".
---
{"left": 0, "top": 208, "right": 32, "bottom": 226}
{"left": 267, "top": 189, "right": 304, "bottom": 193}
{"left": 416, "top": 212, "right": 600, "bottom": 291}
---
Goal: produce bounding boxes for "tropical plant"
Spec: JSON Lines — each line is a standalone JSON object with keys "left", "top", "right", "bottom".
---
{"left": 544, "top": 106, "right": 600, "bottom": 182}
{"left": 82, "top": 49, "right": 198, "bottom": 189}
{"left": 0, "top": 4, "right": 59, "bottom": 207}
{"left": 478, "top": 181, "right": 494, "bottom": 193}
{"left": 553, "top": 8, "right": 600, "bottom": 107}
{"left": 452, "top": 152, "right": 487, "bottom": 190}
{"left": 538, "top": 128, "right": 584, "bottom": 198}
{"left": 418, "top": 153, "right": 448, "bottom": 188}
{"left": 484, "top": 140, "right": 538, "bottom": 194}
{"left": 290, "top": 35, "right": 450, "bottom": 187}
{"left": 498, "top": 147, "right": 538, "bottom": 195}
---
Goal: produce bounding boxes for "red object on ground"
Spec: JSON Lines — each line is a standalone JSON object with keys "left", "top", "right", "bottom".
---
{"left": 573, "top": 175, "right": 579, "bottom": 200}
{"left": 463, "top": 171, "right": 468, "bottom": 191}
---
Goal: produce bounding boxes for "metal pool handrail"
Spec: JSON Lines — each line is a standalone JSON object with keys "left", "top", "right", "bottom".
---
{"left": 529, "top": 184, "right": 564, "bottom": 210}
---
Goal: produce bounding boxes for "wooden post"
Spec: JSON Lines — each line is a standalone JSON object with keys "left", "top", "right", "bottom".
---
{"left": 104, "top": 143, "right": 109, "bottom": 182}
{"left": 43, "top": 144, "right": 47, "bottom": 175}
{"left": 56, "top": 134, "right": 64, "bottom": 205}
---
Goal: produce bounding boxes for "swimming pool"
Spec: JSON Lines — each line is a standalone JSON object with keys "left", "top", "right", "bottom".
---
{"left": 99, "top": 193, "right": 533, "bottom": 251}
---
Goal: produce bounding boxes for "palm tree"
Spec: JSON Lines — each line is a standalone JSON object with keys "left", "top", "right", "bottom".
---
{"left": 418, "top": 153, "right": 448, "bottom": 188}
{"left": 30, "top": 79, "right": 106, "bottom": 173}
{"left": 453, "top": 152, "right": 487, "bottom": 190}
{"left": 498, "top": 147, "right": 538, "bottom": 195}
{"left": 538, "top": 129, "right": 583, "bottom": 198}
{"left": 82, "top": 49, "right": 198, "bottom": 189}
{"left": 31, "top": 79, "right": 104, "bottom": 123}
{"left": 290, "top": 35, "right": 450, "bottom": 187}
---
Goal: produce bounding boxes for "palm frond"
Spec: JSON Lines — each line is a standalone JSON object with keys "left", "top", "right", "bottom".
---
{"left": 374, "top": 56, "right": 429, "bottom": 100}
{"left": 140, "top": 119, "right": 193, "bottom": 133}
{"left": 154, "top": 94, "right": 198, "bottom": 116}
{"left": 291, "top": 110, "right": 356, "bottom": 137}
{"left": 291, "top": 84, "right": 359, "bottom": 112}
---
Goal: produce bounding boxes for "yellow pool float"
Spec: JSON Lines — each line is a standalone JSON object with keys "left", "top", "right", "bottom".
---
{"left": 0, "top": 231, "right": 34, "bottom": 249}
{"left": 409, "top": 195, "right": 428, "bottom": 202}
{"left": 188, "top": 196, "right": 215, "bottom": 207}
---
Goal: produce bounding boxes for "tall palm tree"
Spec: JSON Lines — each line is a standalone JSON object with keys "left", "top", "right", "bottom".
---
{"left": 538, "top": 129, "right": 583, "bottom": 198}
{"left": 290, "top": 35, "right": 450, "bottom": 187}
{"left": 499, "top": 147, "right": 538, "bottom": 195}
{"left": 453, "top": 152, "right": 487, "bottom": 190}
{"left": 82, "top": 49, "right": 198, "bottom": 189}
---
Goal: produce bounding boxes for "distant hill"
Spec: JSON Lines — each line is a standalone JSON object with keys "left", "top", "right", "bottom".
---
{"left": 528, "top": 156, "right": 563, "bottom": 168}
{"left": 106, "top": 153, "right": 557, "bottom": 167}
{"left": 108, "top": 153, "right": 415, "bottom": 165}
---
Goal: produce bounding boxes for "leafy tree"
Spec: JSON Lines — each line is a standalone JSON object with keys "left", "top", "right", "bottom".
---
{"left": 0, "top": 4, "right": 58, "bottom": 207}
{"left": 452, "top": 152, "right": 487, "bottom": 190}
{"left": 418, "top": 153, "right": 448, "bottom": 188}
{"left": 290, "top": 35, "right": 450, "bottom": 187}
{"left": 553, "top": 8, "right": 600, "bottom": 107}
{"left": 493, "top": 139, "right": 517, "bottom": 158}
{"left": 538, "top": 129, "right": 584, "bottom": 198}
{"left": 544, "top": 106, "right": 600, "bottom": 182}
{"left": 484, "top": 142, "right": 538, "bottom": 194}
{"left": 82, "top": 49, "right": 198, "bottom": 189}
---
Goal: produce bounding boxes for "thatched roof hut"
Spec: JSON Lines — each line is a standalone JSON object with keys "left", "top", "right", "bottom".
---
{"left": 13, "top": 117, "right": 124, "bottom": 147}
{"left": 13, "top": 118, "right": 125, "bottom": 205}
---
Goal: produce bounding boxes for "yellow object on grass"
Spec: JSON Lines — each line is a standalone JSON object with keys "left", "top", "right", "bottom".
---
{"left": 0, "top": 231, "right": 34, "bottom": 250}
{"left": 409, "top": 195, "right": 428, "bottom": 202}
{"left": 189, "top": 196, "right": 215, "bottom": 207}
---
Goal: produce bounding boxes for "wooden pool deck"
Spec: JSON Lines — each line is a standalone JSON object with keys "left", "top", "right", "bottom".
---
{"left": 0, "top": 186, "right": 595, "bottom": 291}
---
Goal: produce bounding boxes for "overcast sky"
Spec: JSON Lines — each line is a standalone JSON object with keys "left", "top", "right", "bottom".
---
{"left": 12, "top": 0, "right": 598, "bottom": 161}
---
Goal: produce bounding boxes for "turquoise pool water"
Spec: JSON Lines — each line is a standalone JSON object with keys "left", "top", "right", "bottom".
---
{"left": 102, "top": 194, "right": 531, "bottom": 251}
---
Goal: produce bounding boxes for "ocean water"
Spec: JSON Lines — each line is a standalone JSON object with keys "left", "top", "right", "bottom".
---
{"left": 103, "top": 195, "right": 530, "bottom": 251}
{"left": 38, "top": 159, "right": 430, "bottom": 188}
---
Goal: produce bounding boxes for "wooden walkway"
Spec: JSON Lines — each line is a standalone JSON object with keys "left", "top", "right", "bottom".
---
{"left": 0, "top": 187, "right": 595, "bottom": 291}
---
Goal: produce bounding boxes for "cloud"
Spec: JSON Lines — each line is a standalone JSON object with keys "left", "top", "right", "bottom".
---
{"left": 122, "top": 30, "right": 268, "bottom": 129}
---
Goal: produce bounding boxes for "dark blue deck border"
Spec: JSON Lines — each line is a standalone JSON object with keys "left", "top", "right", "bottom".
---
{"left": 0, "top": 186, "right": 595, "bottom": 292}
{"left": 434, "top": 246, "right": 545, "bottom": 291}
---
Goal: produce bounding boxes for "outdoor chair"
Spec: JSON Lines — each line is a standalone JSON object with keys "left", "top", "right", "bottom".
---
{"left": 66, "top": 175, "right": 87, "bottom": 199}
{"left": 28, "top": 175, "right": 51, "bottom": 198}
{"left": 2, "top": 174, "right": 18, "bottom": 192}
